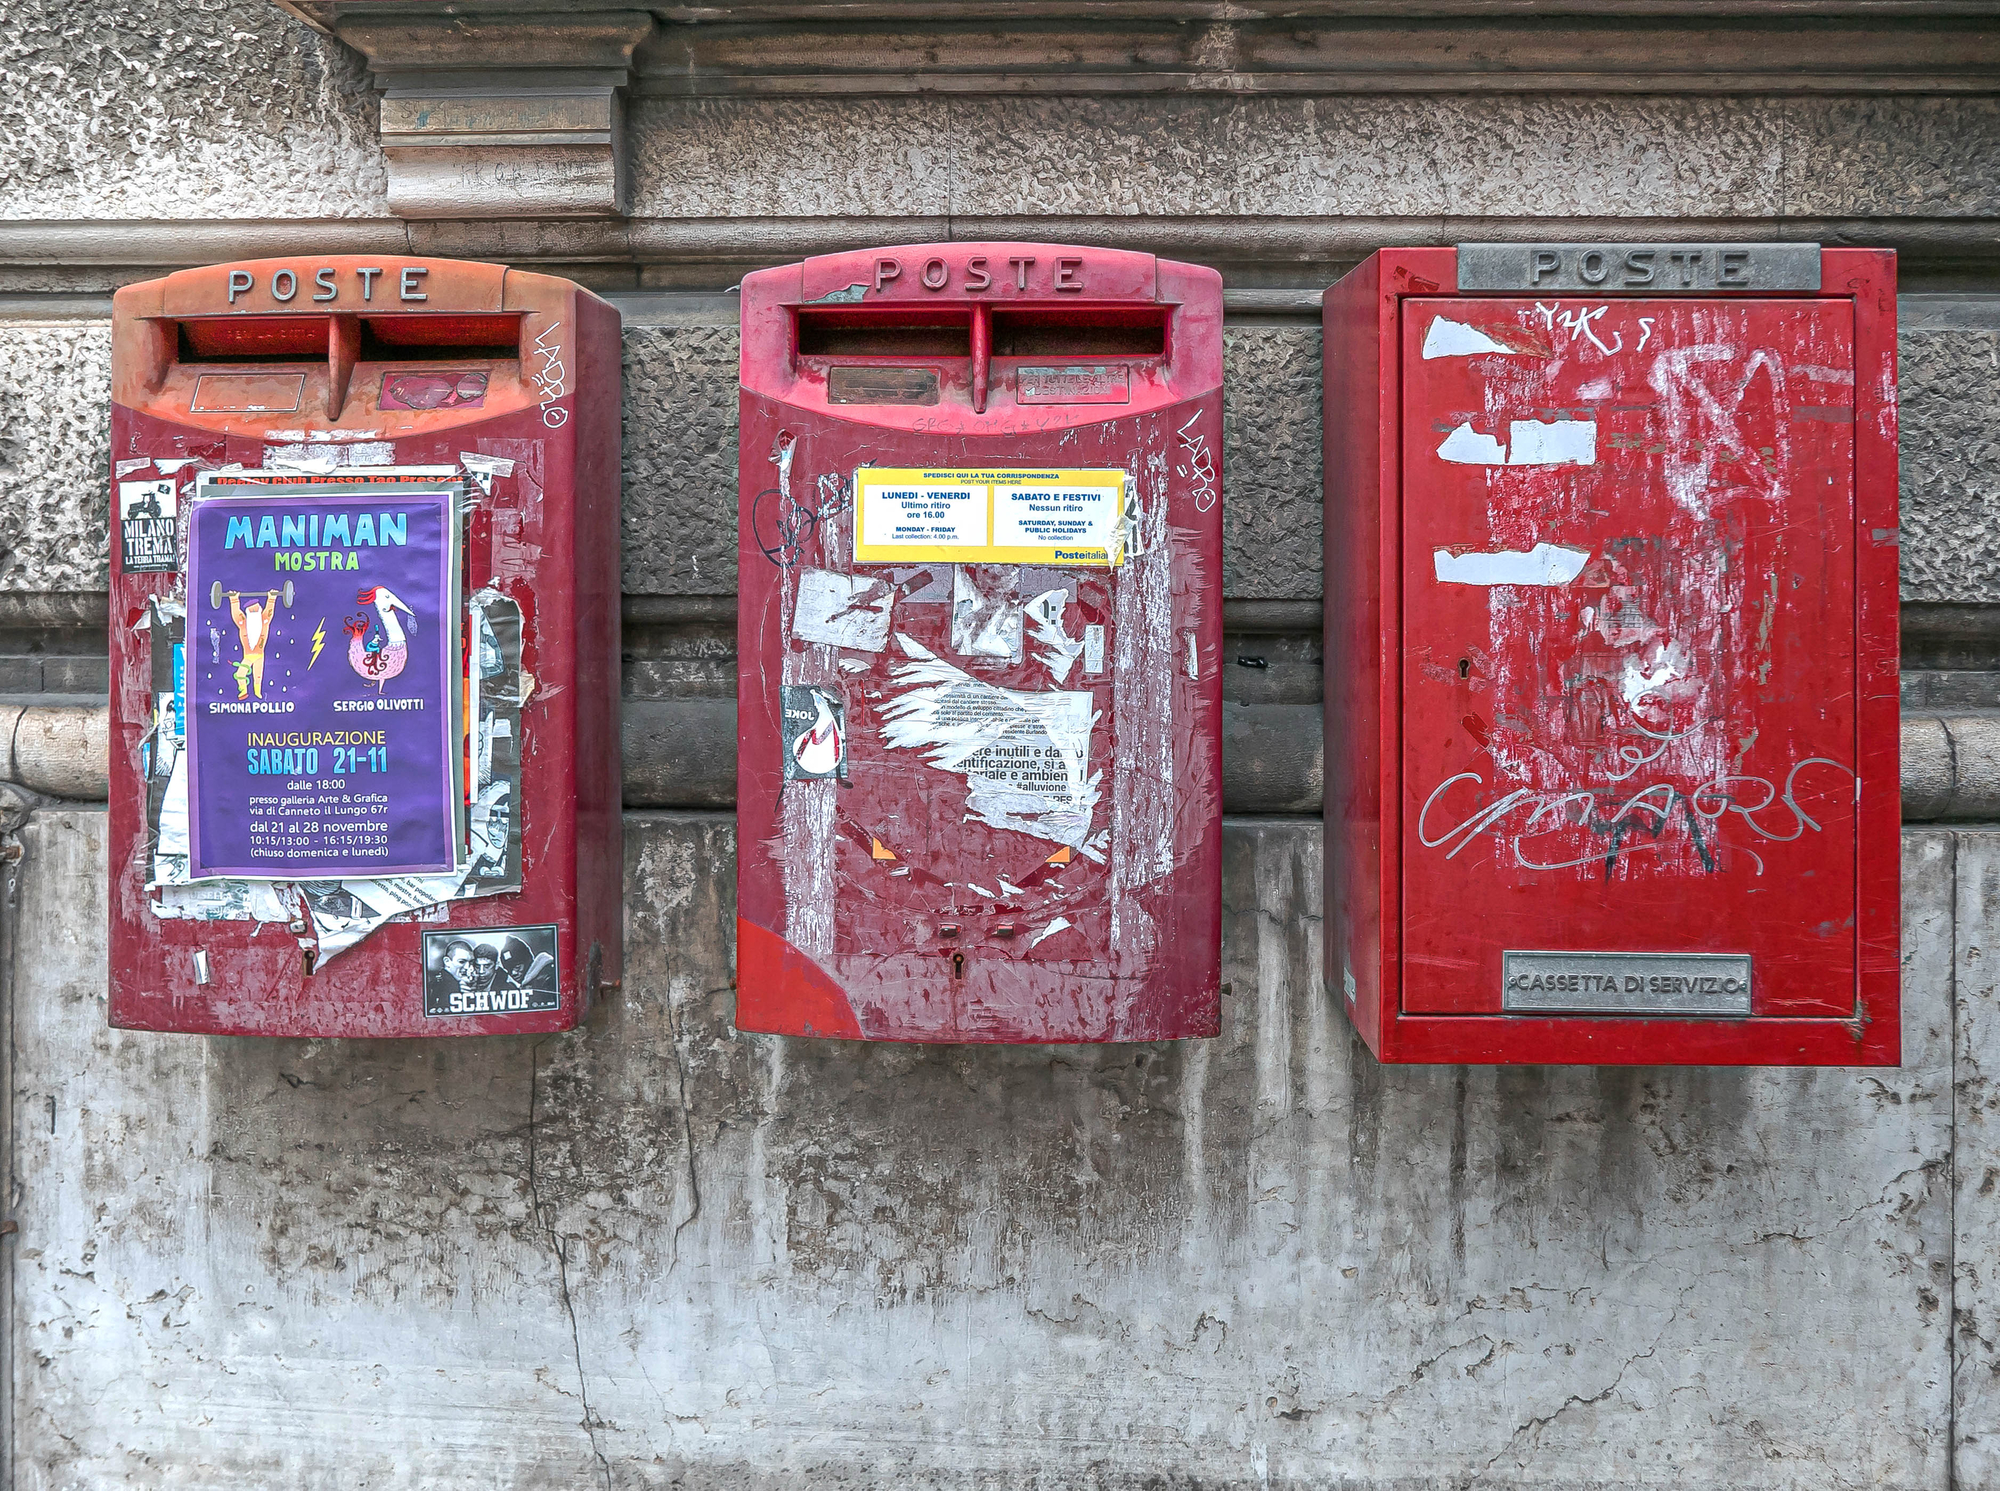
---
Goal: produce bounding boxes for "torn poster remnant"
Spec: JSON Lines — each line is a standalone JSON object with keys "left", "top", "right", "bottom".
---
{"left": 1434, "top": 543, "right": 1591, "bottom": 586}
{"left": 881, "top": 636, "right": 1101, "bottom": 858}
{"left": 1025, "top": 588, "right": 1084, "bottom": 683}
{"left": 1422, "top": 317, "right": 1539, "bottom": 360}
{"left": 1437, "top": 419, "right": 1597, "bottom": 468}
{"left": 952, "top": 565, "right": 1024, "bottom": 662}
{"left": 793, "top": 568, "right": 894, "bottom": 652}
{"left": 303, "top": 869, "right": 471, "bottom": 962}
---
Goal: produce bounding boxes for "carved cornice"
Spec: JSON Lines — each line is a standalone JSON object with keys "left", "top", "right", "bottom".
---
{"left": 278, "top": 3, "right": 2000, "bottom": 104}
{"left": 630, "top": 15, "right": 2000, "bottom": 96}
{"left": 266, "top": 2, "right": 2000, "bottom": 216}
{"left": 299, "top": 10, "right": 655, "bottom": 218}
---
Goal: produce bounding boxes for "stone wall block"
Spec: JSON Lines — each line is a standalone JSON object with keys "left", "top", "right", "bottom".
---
{"left": 5, "top": 317, "right": 2000, "bottom": 608}
{"left": 628, "top": 98, "right": 954, "bottom": 220}
{"left": 2, "top": 0, "right": 388, "bottom": 220}
{"left": 1424, "top": 96, "right": 1787, "bottom": 219}
{"left": 1224, "top": 326, "right": 1323, "bottom": 600}
{"left": 0, "top": 322, "right": 110, "bottom": 593}
{"left": 947, "top": 97, "right": 1246, "bottom": 217}
{"left": 1900, "top": 326, "right": 2000, "bottom": 605}
{"left": 624, "top": 95, "right": 1802, "bottom": 224}
{"left": 622, "top": 323, "right": 741, "bottom": 596}
{"left": 1784, "top": 98, "right": 2000, "bottom": 218}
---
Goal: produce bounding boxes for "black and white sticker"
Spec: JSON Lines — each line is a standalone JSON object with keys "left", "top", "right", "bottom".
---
{"left": 119, "top": 478, "right": 179, "bottom": 573}
{"left": 423, "top": 924, "right": 560, "bottom": 1016}
{"left": 782, "top": 684, "right": 848, "bottom": 781}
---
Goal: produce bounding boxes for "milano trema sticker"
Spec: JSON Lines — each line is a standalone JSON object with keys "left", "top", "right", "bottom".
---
{"left": 184, "top": 490, "right": 463, "bottom": 879}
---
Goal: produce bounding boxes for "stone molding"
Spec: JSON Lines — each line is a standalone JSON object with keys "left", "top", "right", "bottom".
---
{"left": 7, "top": 213, "right": 2000, "bottom": 279}
{"left": 275, "top": 3, "right": 2000, "bottom": 106}
{"left": 265, "top": 2, "right": 1999, "bottom": 220}
{"left": 286, "top": 9, "right": 656, "bottom": 218}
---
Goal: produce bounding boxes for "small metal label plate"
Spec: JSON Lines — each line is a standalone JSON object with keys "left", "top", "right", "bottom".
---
{"left": 1503, "top": 950, "right": 1753, "bottom": 1017}
{"left": 1457, "top": 243, "right": 1820, "bottom": 294}
{"left": 1017, "top": 365, "right": 1130, "bottom": 405}
{"left": 190, "top": 371, "right": 305, "bottom": 414}
{"left": 828, "top": 365, "right": 940, "bottom": 406}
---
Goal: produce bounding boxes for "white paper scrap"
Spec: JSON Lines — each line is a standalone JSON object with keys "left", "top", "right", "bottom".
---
{"left": 1433, "top": 543, "right": 1590, "bottom": 587}
{"left": 1422, "top": 316, "right": 1530, "bottom": 360}
{"left": 1436, "top": 420, "right": 1597, "bottom": 468}
{"left": 792, "top": 569, "right": 895, "bottom": 652}
{"left": 1030, "top": 917, "right": 1074, "bottom": 948}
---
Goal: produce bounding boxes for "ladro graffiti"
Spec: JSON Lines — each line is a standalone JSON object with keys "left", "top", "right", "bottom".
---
{"left": 1408, "top": 297, "right": 1860, "bottom": 887}
{"left": 1418, "top": 755, "right": 1858, "bottom": 878}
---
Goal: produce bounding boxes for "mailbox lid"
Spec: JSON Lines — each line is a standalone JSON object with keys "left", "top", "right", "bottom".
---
{"left": 1397, "top": 295, "right": 1861, "bottom": 1019}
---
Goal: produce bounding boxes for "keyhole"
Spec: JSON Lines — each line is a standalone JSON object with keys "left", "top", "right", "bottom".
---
{"left": 951, "top": 951, "right": 965, "bottom": 980}
{"left": 1458, "top": 657, "right": 1471, "bottom": 679}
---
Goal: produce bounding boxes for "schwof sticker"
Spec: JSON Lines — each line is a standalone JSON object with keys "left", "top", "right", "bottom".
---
{"left": 423, "top": 924, "right": 559, "bottom": 1017}
{"left": 782, "top": 685, "right": 848, "bottom": 781}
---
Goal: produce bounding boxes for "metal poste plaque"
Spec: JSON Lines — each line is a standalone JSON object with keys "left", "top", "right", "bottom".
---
{"left": 1457, "top": 243, "right": 1821, "bottom": 294}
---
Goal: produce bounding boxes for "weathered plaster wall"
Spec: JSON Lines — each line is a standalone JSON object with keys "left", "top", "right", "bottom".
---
{"left": 7, "top": 810, "right": 1974, "bottom": 1489}
{"left": 3, "top": 317, "right": 1993, "bottom": 604}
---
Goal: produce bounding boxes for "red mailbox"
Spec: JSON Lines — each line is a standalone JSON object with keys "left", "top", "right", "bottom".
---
{"left": 736, "top": 242, "right": 1223, "bottom": 1042}
{"left": 107, "top": 256, "right": 621, "bottom": 1037}
{"left": 1325, "top": 245, "right": 1898, "bottom": 1064}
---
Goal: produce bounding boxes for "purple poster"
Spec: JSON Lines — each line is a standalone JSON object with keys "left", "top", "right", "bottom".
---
{"left": 184, "top": 490, "right": 462, "bottom": 879}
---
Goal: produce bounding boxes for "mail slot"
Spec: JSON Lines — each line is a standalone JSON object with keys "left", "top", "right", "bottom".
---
{"left": 1324, "top": 244, "right": 1899, "bottom": 1064}
{"left": 736, "top": 242, "right": 1223, "bottom": 1041}
{"left": 107, "top": 256, "right": 622, "bottom": 1036}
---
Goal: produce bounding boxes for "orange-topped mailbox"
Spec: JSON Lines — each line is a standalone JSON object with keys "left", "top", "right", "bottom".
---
{"left": 107, "top": 257, "right": 622, "bottom": 1037}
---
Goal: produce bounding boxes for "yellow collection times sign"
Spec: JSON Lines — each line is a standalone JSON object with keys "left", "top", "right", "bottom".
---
{"left": 852, "top": 467, "right": 1130, "bottom": 567}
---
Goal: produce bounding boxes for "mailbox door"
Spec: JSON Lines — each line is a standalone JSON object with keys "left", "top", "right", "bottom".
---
{"left": 736, "top": 243, "right": 1223, "bottom": 1043}
{"left": 106, "top": 257, "right": 621, "bottom": 1037}
{"left": 1324, "top": 246, "right": 1899, "bottom": 1066}
{"left": 1400, "top": 296, "right": 1859, "bottom": 1018}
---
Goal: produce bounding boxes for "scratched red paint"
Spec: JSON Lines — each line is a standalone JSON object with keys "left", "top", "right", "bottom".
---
{"left": 1326, "top": 249, "right": 1900, "bottom": 1065}
{"left": 736, "top": 243, "right": 1223, "bottom": 1043}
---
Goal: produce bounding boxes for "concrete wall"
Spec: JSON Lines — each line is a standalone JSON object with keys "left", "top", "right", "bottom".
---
{"left": 3, "top": 807, "right": 1982, "bottom": 1488}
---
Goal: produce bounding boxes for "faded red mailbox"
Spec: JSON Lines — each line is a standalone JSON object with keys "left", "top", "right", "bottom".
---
{"left": 107, "top": 256, "right": 621, "bottom": 1036}
{"left": 1325, "top": 244, "right": 1899, "bottom": 1064}
{"left": 736, "top": 242, "right": 1223, "bottom": 1042}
